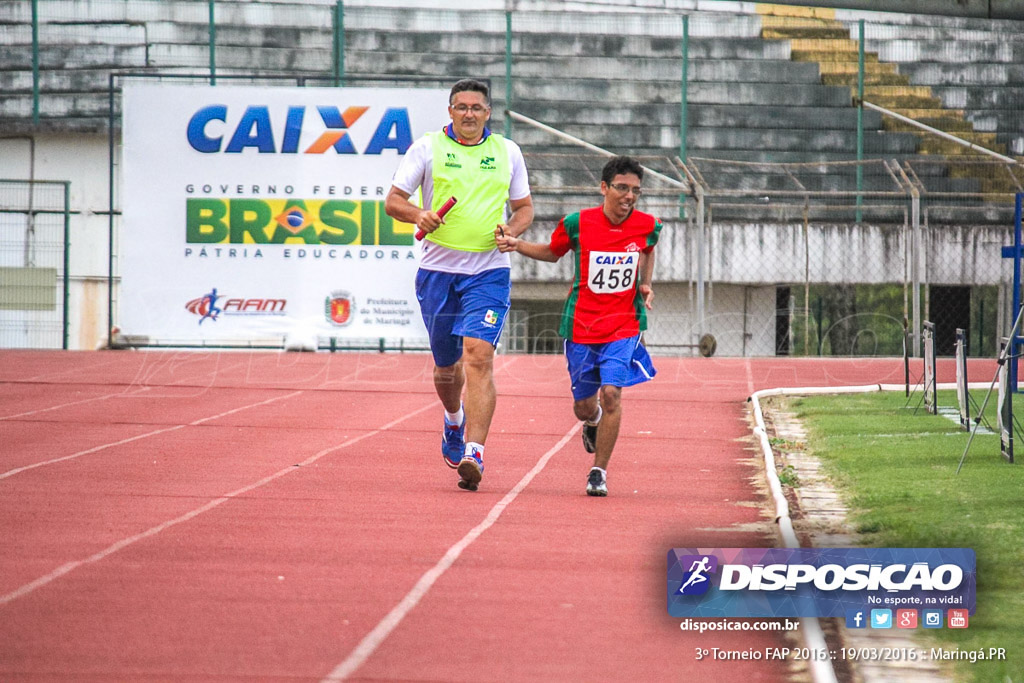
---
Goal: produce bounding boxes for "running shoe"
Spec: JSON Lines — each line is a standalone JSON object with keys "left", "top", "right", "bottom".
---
{"left": 586, "top": 467, "right": 607, "bottom": 497}
{"left": 442, "top": 416, "right": 466, "bottom": 469}
{"left": 581, "top": 422, "right": 598, "bottom": 453}
{"left": 457, "top": 451, "right": 484, "bottom": 491}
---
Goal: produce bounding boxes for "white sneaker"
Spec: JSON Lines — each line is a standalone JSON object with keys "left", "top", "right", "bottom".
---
{"left": 586, "top": 467, "right": 607, "bottom": 497}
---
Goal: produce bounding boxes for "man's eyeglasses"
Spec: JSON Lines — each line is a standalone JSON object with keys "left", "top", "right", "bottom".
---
{"left": 451, "top": 104, "right": 489, "bottom": 114}
{"left": 609, "top": 183, "right": 642, "bottom": 195}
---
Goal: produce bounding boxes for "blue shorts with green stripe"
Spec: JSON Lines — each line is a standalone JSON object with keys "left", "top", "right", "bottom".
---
{"left": 565, "top": 334, "right": 657, "bottom": 401}
{"left": 415, "top": 267, "right": 510, "bottom": 368}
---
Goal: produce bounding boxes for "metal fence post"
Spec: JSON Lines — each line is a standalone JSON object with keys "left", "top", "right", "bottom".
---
{"left": 505, "top": 11, "right": 512, "bottom": 138}
{"left": 62, "top": 181, "right": 70, "bottom": 350}
{"left": 911, "top": 184, "right": 921, "bottom": 356}
{"left": 856, "top": 19, "right": 864, "bottom": 223}
{"left": 679, "top": 14, "right": 688, "bottom": 220}
{"left": 696, "top": 184, "right": 706, "bottom": 340}
{"left": 31, "top": 0, "right": 40, "bottom": 124}
{"left": 108, "top": 74, "right": 116, "bottom": 350}
{"left": 208, "top": 0, "right": 217, "bottom": 85}
{"left": 334, "top": 1, "right": 345, "bottom": 86}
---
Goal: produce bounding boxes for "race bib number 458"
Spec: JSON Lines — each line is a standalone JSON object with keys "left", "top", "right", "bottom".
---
{"left": 588, "top": 251, "right": 638, "bottom": 294}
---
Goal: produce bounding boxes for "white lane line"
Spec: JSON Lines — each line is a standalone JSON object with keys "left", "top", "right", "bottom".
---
{"left": 0, "top": 390, "right": 303, "bottom": 481}
{"left": 0, "top": 399, "right": 437, "bottom": 607}
{"left": 0, "top": 358, "right": 253, "bottom": 421}
{"left": 322, "top": 421, "right": 581, "bottom": 682}
{"left": 0, "top": 386, "right": 152, "bottom": 421}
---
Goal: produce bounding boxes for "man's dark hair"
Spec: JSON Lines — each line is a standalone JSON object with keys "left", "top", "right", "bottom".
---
{"left": 449, "top": 79, "right": 490, "bottom": 105}
{"left": 601, "top": 156, "right": 644, "bottom": 184}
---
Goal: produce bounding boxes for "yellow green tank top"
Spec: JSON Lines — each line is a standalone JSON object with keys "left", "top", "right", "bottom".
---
{"left": 427, "top": 131, "right": 511, "bottom": 252}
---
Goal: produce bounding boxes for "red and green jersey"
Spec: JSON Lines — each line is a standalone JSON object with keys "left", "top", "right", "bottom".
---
{"left": 550, "top": 206, "right": 663, "bottom": 344}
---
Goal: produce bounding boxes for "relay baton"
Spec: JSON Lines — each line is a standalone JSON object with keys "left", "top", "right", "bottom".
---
{"left": 415, "top": 196, "right": 457, "bottom": 241}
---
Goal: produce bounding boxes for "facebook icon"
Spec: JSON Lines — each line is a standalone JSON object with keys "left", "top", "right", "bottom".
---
{"left": 845, "top": 609, "right": 867, "bottom": 629}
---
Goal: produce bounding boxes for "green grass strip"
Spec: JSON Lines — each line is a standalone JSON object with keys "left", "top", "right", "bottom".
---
{"left": 786, "top": 389, "right": 1023, "bottom": 683}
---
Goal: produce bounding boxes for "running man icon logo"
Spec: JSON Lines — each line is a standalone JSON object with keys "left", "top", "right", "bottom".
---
{"left": 184, "top": 287, "right": 222, "bottom": 325}
{"left": 677, "top": 555, "right": 718, "bottom": 595}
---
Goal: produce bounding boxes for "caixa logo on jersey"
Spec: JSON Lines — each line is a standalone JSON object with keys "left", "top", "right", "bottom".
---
{"left": 667, "top": 548, "right": 976, "bottom": 618}
{"left": 185, "top": 288, "right": 287, "bottom": 325}
{"left": 187, "top": 105, "right": 413, "bottom": 155}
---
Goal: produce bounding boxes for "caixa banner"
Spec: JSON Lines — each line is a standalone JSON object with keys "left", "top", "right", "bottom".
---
{"left": 120, "top": 83, "right": 448, "bottom": 345}
{"left": 667, "top": 548, "right": 975, "bottom": 618}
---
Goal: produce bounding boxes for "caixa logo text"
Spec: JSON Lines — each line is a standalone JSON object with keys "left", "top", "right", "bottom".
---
{"left": 717, "top": 562, "right": 964, "bottom": 592}
{"left": 187, "top": 105, "right": 412, "bottom": 154}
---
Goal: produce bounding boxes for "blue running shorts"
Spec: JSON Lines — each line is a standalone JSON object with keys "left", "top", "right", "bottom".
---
{"left": 415, "top": 267, "right": 511, "bottom": 368}
{"left": 565, "top": 334, "right": 657, "bottom": 401}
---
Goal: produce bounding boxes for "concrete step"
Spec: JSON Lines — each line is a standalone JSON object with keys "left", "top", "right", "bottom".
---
{"left": 789, "top": 38, "right": 859, "bottom": 54}
{"left": 0, "top": 0, "right": 330, "bottom": 27}
{"left": 513, "top": 124, "right": 921, "bottom": 153}
{"left": 791, "top": 49, "right": 880, "bottom": 63}
{"left": 759, "top": 15, "right": 840, "bottom": 28}
{"left": 687, "top": 103, "right": 882, "bottom": 129}
{"left": 346, "top": 31, "right": 791, "bottom": 60}
{"left": 890, "top": 107, "right": 966, "bottom": 119}
{"left": 868, "top": 39, "right": 1024, "bottom": 63}
{"left": 883, "top": 116, "right": 976, "bottom": 133}
{"left": 822, "top": 72, "right": 910, "bottom": 87}
{"left": 507, "top": 56, "right": 822, "bottom": 83}
{"left": 0, "top": 44, "right": 147, "bottom": 70}
{"left": 345, "top": 6, "right": 761, "bottom": 38}
{"left": 816, "top": 61, "right": 901, "bottom": 76}
{"left": 509, "top": 79, "right": 853, "bottom": 106}
{"left": 917, "top": 136, "right": 1006, "bottom": 156}
{"left": 964, "top": 110, "right": 1024, "bottom": 134}
{"left": 762, "top": 27, "right": 850, "bottom": 40}
{"left": 0, "top": 22, "right": 148, "bottom": 46}
{"left": 898, "top": 62, "right": 1024, "bottom": 87}
{"left": 684, "top": 152, "right": 1002, "bottom": 169}
{"left": 0, "top": 93, "right": 110, "bottom": 118}
{"left": 145, "top": 21, "right": 334, "bottom": 50}
{"left": 346, "top": 51, "right": 823, "bottom": 85}
{"left": 147, "top": 43, "right": 333, "bottom": 71}
{"left": 993, "top": 135, "right": 1023, "bottom": 154}
{"left": 530, "top": 167, "right": 912, "bottom": 193}
{"left": 931, "top": 85, "right": 1024, "bottom": 109}
{"left": 0, "top": 69, "right": 113, "bottom": 93}
{"left": 859, "top": 21, "right": 1024, "bottom": 43}
{"left": 865, "top": 94, "right": 945, "bottom": 109}
{"left": 861, "top": 86, "right": 943, "bottom": 109}
{"left": 756, "top": 4, "right": 836, "bottom": 19}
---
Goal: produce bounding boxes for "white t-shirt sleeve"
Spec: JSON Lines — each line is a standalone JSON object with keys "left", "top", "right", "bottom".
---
{"left": 390, "top": 135, "right": 433, "bottom": 208}
{"left": 505, "top": 138, "right": 531, "bottom": 201}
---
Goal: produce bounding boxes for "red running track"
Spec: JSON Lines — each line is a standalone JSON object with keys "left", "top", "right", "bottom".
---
{"left": 0, "top": 350, "right": 981, "bottom": 682}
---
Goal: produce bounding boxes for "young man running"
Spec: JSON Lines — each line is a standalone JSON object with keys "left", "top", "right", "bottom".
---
{"left": 496, "top": 156, "right": 661, "bottom": 496}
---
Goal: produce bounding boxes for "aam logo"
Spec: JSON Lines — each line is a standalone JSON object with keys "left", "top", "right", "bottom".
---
{"left": 187, "top": 105, "right": 412, "bottom": 155}
{"left": 185, "top": 287, "right": 287, "bottom": 325}
{"left": 676, "top": 555, "right": 719, "bottom": 595}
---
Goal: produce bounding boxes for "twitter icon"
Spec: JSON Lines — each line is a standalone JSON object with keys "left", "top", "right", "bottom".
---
{"left": 870, "top": 609, "right": 893, "bottom": 629}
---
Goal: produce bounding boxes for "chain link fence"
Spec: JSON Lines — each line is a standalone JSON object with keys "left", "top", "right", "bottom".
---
{"left": 0, "top": 179, "right": 70, "bottom": 348}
